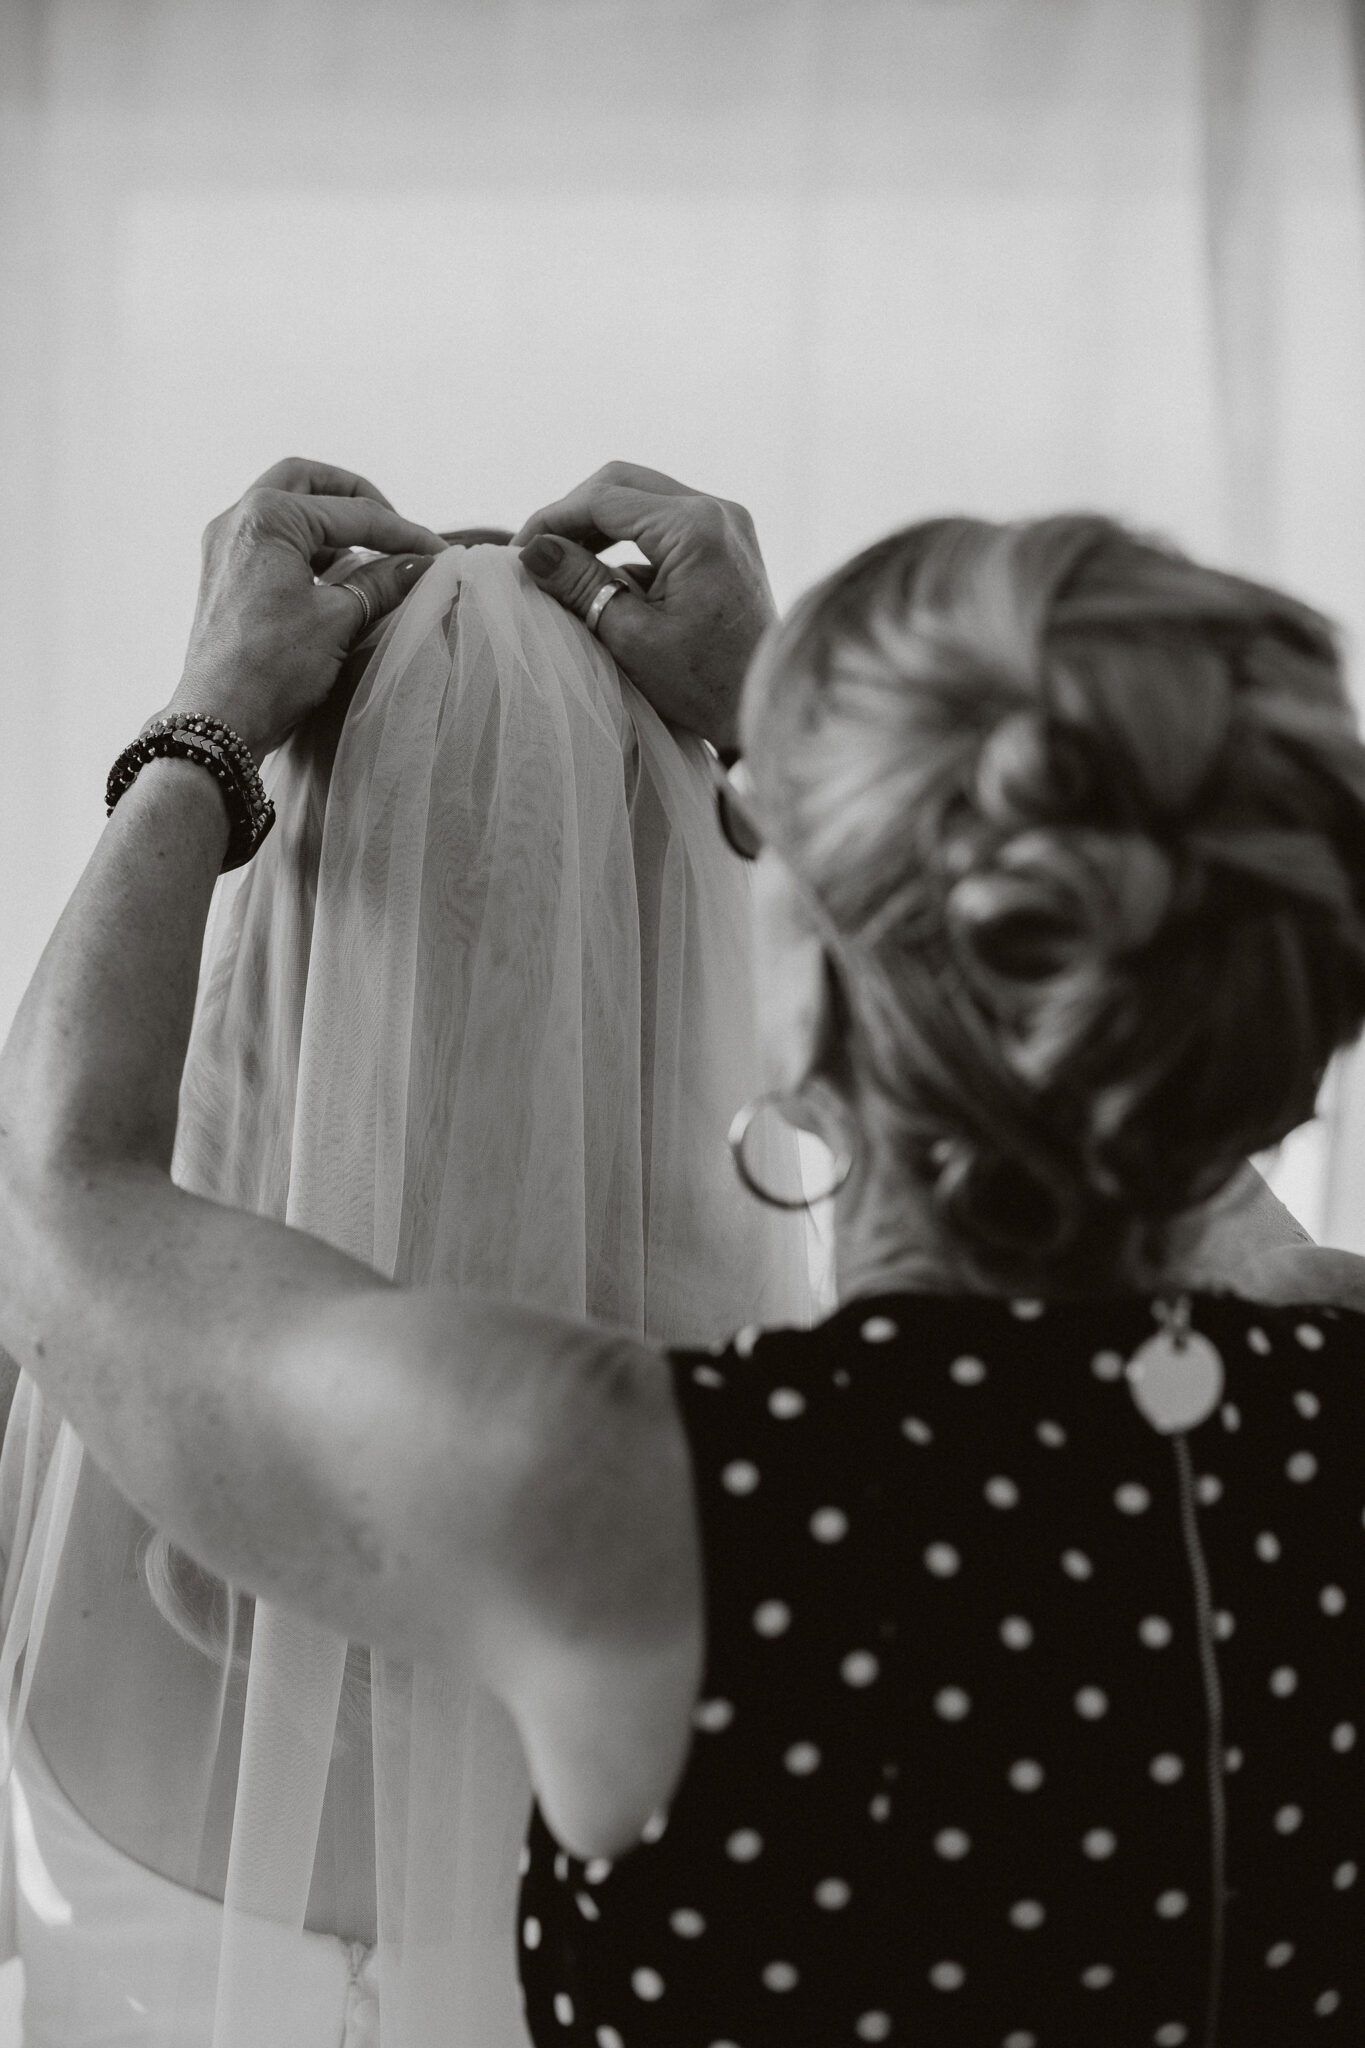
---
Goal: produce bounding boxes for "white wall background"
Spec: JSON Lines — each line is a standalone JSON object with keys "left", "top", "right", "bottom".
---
{"left": 1, "top": 0, "right": 1363, "bottom": 1237}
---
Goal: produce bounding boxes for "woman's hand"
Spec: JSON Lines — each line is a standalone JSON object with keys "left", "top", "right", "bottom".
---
{"left": 163, "top": 458, "right": 447, "bottom": 761}
{"left": 514, "top": 462, "right": 775, "bottom": 757}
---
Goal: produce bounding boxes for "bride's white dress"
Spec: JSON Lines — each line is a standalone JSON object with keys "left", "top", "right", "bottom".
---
{"left": 0, "top": 545, "right": 810, "bottom": 2046}
{"left": 10, "top": 1722, "right": 380, "bottom": 2048}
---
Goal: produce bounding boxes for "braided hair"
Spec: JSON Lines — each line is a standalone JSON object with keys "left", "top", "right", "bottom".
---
{"left": 741, "top": 514, "right": 1365, "bottom": 1289}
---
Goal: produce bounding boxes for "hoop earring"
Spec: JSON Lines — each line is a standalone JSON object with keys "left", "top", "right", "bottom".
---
{"left": 727, "top": 1092, "right": 857, "bottom": 1212}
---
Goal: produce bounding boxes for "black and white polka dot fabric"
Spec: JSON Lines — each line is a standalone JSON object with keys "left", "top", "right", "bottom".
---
{"left": 517, "top": 1291, "right": 1365, "bottom": 2046}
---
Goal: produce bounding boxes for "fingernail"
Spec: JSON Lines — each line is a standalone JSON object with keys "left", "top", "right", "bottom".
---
{"left": 522, "top": 537, "right": 563, "bottom": 578}
{"left": 405, "top": 556, "right": 431, "bottom": 576}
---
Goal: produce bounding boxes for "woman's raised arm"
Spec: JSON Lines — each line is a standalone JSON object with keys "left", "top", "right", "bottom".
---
{"left": 0, "top": 469, "right": 692, "bottom": 1709}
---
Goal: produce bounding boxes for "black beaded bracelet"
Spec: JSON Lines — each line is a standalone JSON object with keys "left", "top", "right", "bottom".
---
{"left": 106, "top": 714, "right": 275, "bottom": 872}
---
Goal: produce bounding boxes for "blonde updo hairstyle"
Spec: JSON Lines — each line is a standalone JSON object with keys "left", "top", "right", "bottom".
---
{"left": 741, "top": 515, "right": 1365, "bottom": 1290}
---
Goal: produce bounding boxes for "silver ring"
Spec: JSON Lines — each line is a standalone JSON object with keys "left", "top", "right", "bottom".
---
{"left": 584, "top": 579, "right": 625, "bottom": 637}
{"left": 337, "top": 580, "right": 373, "bottom": 635}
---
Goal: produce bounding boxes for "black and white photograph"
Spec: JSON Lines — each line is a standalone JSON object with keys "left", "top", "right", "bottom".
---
{"left": 0, "top": 2, "right": 1364, "bottom": 2042}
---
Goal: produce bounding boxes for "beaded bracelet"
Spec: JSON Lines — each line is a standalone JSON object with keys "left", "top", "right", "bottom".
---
{"left": 106, "top": 714, "right": 276, "bottom": 872}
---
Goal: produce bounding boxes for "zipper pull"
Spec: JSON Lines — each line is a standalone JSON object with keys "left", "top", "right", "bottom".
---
{"left": 1125, "top": 1295, "right": 1225, "bottom": 1435}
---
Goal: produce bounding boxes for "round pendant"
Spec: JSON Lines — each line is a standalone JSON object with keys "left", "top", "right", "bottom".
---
{"left": 1125, "top": 1329, "right": 1225, "bottom": 1436}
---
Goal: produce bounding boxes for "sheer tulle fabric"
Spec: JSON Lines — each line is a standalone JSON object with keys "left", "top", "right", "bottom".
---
{"left": 0, "top": 546, "right": 810, "bottom": 2045}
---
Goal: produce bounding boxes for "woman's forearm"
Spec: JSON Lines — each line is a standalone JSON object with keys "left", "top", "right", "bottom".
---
{"left": 0, "top": 758, "right": 228, "bottom": 1176}
{"left": 0, "top": 751, "right": 396, "bottom": 1603}
{"left": 1, "top": 458, "right": 447, "bottom": 1179}
{"left": 0, "top": 757, "right": 251, "bottom": 1526}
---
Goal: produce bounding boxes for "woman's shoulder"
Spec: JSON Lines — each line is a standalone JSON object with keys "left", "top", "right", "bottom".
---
{"left": 1224, "top": 1245, "right": 1365, "bottom": 1316}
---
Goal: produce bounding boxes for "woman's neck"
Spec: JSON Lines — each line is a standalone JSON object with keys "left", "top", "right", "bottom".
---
{"left": 831, "top": 1172, "right": 979, "bottom": 1303}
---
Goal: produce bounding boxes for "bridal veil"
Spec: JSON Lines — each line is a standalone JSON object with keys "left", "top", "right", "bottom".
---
{"left": 0, "top": 544, "right": 810, "bottom": 2044}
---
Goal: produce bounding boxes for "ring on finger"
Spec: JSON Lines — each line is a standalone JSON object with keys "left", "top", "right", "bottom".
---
{"left": 337, "top": 580, "right": 374, "bottom": 635}
{"left": 584, "top": 578, "right": 625, "bottom": 638}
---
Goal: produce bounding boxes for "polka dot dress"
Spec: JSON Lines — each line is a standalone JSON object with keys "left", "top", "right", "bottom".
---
{"left": 517, "top": 1293, "right": 1365, "bottom": 2045}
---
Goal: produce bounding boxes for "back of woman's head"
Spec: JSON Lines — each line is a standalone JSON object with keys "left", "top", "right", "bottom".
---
{"left": 743, "top": 514, "right": 1365, "bottom": 1289}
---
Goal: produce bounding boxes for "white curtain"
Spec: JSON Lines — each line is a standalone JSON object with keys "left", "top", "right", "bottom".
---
{"left": 0, "top": 0, "right": 1361, "bottom": 1133}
